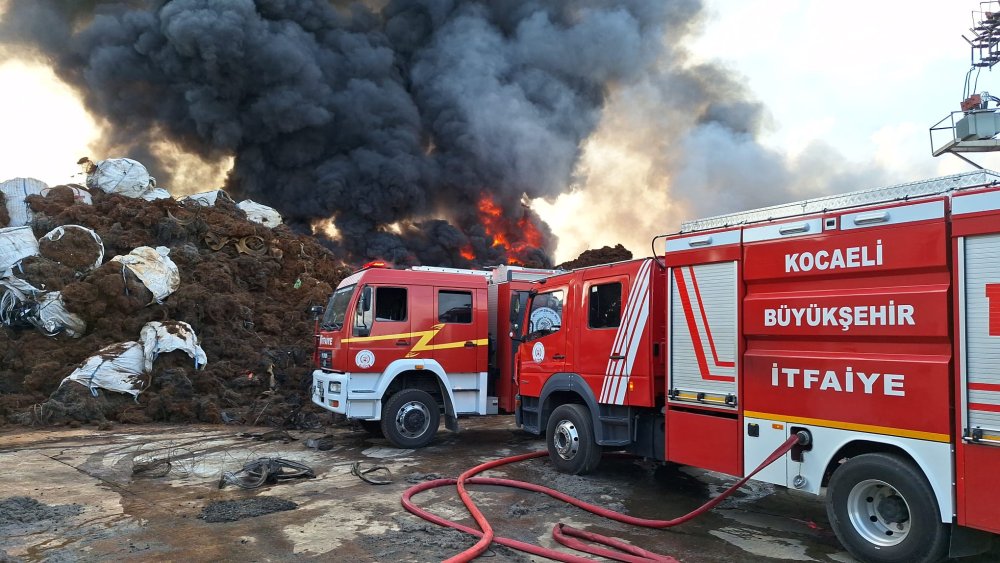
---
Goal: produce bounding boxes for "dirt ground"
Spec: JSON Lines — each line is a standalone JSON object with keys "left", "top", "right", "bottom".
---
{"left": 3, "top": 417, "right": 996, "bottom": 562}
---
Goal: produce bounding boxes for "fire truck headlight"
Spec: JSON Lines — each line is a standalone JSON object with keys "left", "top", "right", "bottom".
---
{"left": 329, "top": 382, "right": 341, "bottom": 394}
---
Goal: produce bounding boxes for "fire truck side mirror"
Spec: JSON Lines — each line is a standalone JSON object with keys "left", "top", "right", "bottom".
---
{"left": 509, "top": 291, "right": 529, "bottom": 343}
{"left": 359, "top": 287, "right": 371, "bottom": 312}
{"left": 309, "top": 305, "right": 324, "bottom": 319}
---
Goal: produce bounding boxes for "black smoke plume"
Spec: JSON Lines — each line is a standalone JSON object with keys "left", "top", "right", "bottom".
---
{"left": 0, "top": 0, "right": 683, "bottom": 267}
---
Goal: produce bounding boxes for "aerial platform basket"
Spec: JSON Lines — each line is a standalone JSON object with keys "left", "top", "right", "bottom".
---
{"left": 930, "top": 108, "right": 1000, "bottom": 157}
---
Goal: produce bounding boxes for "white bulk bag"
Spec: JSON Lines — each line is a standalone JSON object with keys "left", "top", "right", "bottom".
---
{"left": 110, "top": 246, "right": 180, "bottom": 303}
{"left": 86, "top": 158, "right": 157, "bottom": 199}
{"left": 63, "top": 341, "right": 146, "bottom": 398}
{"left": 41, "top": 225, "right": 105, "bottom": 273}
{"left": 141, "top": 188, "right": 172, "bottom": 201}
{"left": 0, "top": 177, "right": 47, "bottom": 227}
{"left": 40, "top": 185, "right": 93, "bottom": 205}
{"left": 0, "top": 226, "right": 39, "bottom": 272}
{"left": 34, "top": 291, "right": 86, "bottom": 338}
{"left": 0, "top": 278, "right": 85, "bottom": 338}
{"left": 181, "top": 189, "right": 233, "bottom": 207}
{"left": 238, "top": 200, "right": 282, "bottom": 227}
{"left": 140, "top": 321, "right": 207, "bottom": 372}
{"left": 0, "top": 276, "right": 39, "bottom": 327}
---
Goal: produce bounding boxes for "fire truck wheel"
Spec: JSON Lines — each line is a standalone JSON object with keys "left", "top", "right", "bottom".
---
{"left": 381, "top": 389, "right": 440, "bottom": 449}
{"left": 546, "top": 404, "right": 601, "bottom": 475}
{"left": 826, "top": 453, "right": 949, "bottom": 563}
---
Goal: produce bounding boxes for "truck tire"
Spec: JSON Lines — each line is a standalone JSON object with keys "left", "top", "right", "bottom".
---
{"left": 381, "top": 389, "right": 440, "bottom": 449}
{"left": 358, "top": 420, "right": 383, "bottom": 437}
{"left": 546, "top": 404, "right": 601, "bottom": 475}
{"left": 826, "top": 453, "right": 949, "bottom": 563}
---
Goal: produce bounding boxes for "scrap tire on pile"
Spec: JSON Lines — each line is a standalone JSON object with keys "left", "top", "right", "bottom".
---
{"left": 546, "top": 403, "right": 601, "bottom": 475}
{"left": 381, "top": 389, "right": 440, "bottom": 449}
{"left": 826, "top": 453, "right": 949, "bottom": 563}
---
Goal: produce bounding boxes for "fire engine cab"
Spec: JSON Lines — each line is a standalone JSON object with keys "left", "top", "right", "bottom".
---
{"left": 311, "top": 263, "right": 556, "bottom": 448}
{"left": 513, "top": 170, "right": 1000, "bottom": 563}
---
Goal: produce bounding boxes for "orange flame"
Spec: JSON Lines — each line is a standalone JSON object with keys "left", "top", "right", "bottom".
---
{"left": 468, "top": 194, "right": 544, "bottom": 265}
{"left": 460, "top": 244, "right": 475, "bottom": 261}
{"left": 517, "top": 215, "right": 543, "bottom": 249}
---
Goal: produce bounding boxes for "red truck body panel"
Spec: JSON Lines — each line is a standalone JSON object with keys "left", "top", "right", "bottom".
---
{"left": 951, "top": 186, "right": 1000, "bottom": 534}
{"left": 314, "top": 265, "right": 557, "bottom": 417}
{"left": 319, "top": 267, "right": 488, "bottom": 376}
{"left": 741, "top": 199, "right": 953, "bottom": 443}
{"left": 516, "top": 260, "right": 663, "bottom": 408}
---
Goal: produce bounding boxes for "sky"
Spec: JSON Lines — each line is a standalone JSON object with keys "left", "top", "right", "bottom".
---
{"left": 691, "top": 0, "right": 1000, "bottom": 173}
{"left": 1, "top": 0, "right": 999, "bottom": 262}
{"left": 536, "top": 0, "right": 1000, "bottom": 261}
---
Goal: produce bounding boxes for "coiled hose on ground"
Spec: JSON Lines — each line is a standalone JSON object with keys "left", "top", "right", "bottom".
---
{"left": 402, "top": 432, "right": 805, "bottom": 562}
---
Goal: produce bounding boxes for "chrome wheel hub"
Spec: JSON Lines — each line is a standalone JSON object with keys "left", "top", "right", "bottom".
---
{"left": 553, "top": 419, "right": 580, "bottom": 461}
{"left": 847, "top": 479, "right": 911, "bottom": 546}
{"left": 395, "top": 401, "right": 430, "bottom": 438}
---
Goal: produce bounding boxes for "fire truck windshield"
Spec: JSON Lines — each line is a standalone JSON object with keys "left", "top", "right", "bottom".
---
{"left": 321, "top": 284, "right": 356, "bottom": 329}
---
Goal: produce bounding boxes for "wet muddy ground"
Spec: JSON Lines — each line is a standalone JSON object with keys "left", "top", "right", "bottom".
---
{"left": 1, "top": 417, "right": 996, "bottom": 562}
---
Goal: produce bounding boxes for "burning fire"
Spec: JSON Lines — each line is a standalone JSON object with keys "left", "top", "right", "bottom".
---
{"left": 467, "top": 194, "right": 544, "bottom": 265}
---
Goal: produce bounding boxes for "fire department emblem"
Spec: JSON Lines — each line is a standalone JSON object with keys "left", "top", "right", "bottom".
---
{"left": 531, "top": 342, "right": 545, "bottom": 363}
{"left": 355, "top": 349, "right": 375, "bottom": 369}
{"left": 530, "top": 307, "right": 560, "bottom": 332}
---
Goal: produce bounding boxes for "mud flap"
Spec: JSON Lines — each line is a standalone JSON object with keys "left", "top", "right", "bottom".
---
{"left": 948, "top": 525, "right": 991, "bottom": 558}
{"left": 445, "top": 413, "right": 458, "bottom": 433}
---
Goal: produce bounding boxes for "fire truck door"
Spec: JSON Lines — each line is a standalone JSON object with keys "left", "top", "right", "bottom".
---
{"left": 668, "top": 261, "right": 739, "bottom": 406}
{"left": 665, "top": 260, "right": 741, "bottom": 476}
{"left": 580, "top": 274, "right": 631, "bottom": 405}
{"left": 432, "top": 288, "right": 481, "bottom": 374}
{"left": 517, "top": 288, "right": 568, "bottom": 398}
{"left": 957, "top": 217, "right": 1000, "bottom": 533}
{"left": 348, "top": 284, "right": 413, "bottom": 374}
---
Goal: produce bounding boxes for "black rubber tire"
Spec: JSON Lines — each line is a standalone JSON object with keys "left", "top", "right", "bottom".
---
{"left": 546, "top": 403, "right": 601, "bottom": 475}
{"left": 358, "top": 420, "right": 383, "bottom": 437}
{"left": 826, "top": 453, "right": 950, "bottom": 563}
{"left": 381, "top": 389, "right": 440, "bottom": 449}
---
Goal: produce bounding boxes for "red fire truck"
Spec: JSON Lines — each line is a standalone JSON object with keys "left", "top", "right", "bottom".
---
{"left": 313, "top": 170, "right": 1000, "bottom": 562}
{"left": 311, "top": 264, "right": 556, "bottom": 447}
{"left": 512, "top": 170, "right": 1000, "bottom": 563}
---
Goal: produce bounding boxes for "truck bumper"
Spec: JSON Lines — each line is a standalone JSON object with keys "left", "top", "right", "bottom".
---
{"left": 311, "top": 370, "right": 381, "bottom": 419}
{"left": 311, "top": 370, "right": 349, "bottom": 414}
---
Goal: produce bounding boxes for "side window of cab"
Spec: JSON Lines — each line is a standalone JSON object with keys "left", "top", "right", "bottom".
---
{"left": 438, "top": 290, "right": 472, "bottom": 323}
{"left": 527, "top": 289, "right": 564, "bottom": 339}
{"left": 374, "top": 287, "right": 407, "bottom": 322}
{"left": 588, "top": 282, "right": 622, "bottom": 329}
{"left": 353, "top": 286, "right": 407, "bottom": 336}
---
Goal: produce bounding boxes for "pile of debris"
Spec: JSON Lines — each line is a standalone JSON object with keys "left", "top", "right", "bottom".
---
{"left": 556, "top": 244, "right": 633, "bottom": 270}
{"left": 0, "top": 159, "right": 350, "bottom": 426}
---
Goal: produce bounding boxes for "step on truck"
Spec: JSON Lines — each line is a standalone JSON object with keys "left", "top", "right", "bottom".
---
{"left": 311, "top": 263, "right": 557, "bottom": 448}
{"left": 512, "top": 170, "right": 1000, "bottom": 563}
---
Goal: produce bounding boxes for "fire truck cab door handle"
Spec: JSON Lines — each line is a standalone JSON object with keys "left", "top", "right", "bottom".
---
{"left": 464, "top": 341, "right": 476, "bottom": 347}
{"left": 553, "top": 354, "right": 566, "bottom": 360}
{"left": 609, "top": 354, "right": 625, "bottom": 360}
{"left": 395, "top": 340, "right": 409, "bottom": 346}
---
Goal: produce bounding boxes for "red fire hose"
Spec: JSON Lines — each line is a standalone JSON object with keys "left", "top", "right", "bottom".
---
{"left": 401, "top": 432, "right": 804, "bottom": 562}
